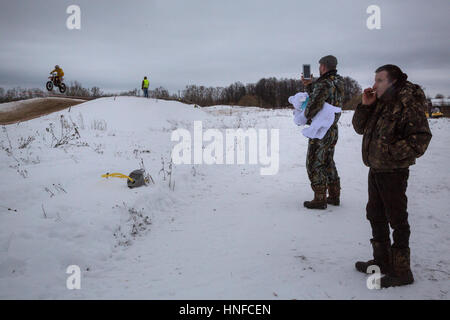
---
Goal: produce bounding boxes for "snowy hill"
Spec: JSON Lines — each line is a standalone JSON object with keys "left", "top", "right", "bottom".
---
{"left": 0, "top": 97, "right": 448, "bottom": 299}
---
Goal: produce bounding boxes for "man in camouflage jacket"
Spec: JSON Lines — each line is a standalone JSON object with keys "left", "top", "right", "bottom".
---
{"left": 302, "top": 55, "right": 344, "bottom": 209}
{"left": 352, "top": 64, "right": 432, "bottom": 288}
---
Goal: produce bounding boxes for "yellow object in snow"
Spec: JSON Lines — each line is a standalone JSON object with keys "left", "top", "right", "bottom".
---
{"left": 101, "top": 172, "right": 134, "bottom": 182}
{"left": 425, "top": 112, "right": 444, "bottom": 118}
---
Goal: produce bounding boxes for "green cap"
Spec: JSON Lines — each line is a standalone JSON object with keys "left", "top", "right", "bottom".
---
{"left": 319, "top": 55, "right": 338, "bottom": 69}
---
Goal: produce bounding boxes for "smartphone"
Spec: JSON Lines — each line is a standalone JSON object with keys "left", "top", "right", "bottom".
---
{"left": 303, "top": 64, "right": 311, "bottom": 79}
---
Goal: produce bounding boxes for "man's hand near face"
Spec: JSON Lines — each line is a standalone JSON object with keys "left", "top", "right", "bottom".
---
{"left": 362, "top": 87, "right": 377, "bottom": 106}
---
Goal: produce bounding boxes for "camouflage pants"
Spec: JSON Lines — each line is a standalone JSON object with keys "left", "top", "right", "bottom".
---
{"left": 306, "top": 123, "right": 340, "bottom": 187}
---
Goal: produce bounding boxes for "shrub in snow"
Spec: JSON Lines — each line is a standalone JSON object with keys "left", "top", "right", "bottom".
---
{"left": 113, "top": 202, "right": 152, "bottom": 248}
{"left": 91, "top": 119, "right": 107, "bottom": 131}
{"left": 1, "top": 126, "right": 39, "bottom": 178}
{"left": 45, "top": 115, "right": 87, "bottom": 148}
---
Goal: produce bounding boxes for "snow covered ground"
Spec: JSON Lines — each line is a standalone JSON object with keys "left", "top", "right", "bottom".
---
{"left": 0, "top": 97, "right": 448, "bottom": 299}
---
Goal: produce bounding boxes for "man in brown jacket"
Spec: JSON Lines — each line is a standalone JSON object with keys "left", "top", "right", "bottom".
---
{"left": 352, "top": 64, "right": 432, "bottom": 288}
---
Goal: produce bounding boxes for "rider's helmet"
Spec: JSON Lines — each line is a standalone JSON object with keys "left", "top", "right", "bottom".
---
{"left": 55, "top": 65, "right": 59, "bottom": 69}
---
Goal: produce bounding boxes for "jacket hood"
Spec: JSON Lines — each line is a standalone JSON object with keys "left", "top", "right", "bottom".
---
{"left": 380, "top": 80, "right": 418, "bottom": 103}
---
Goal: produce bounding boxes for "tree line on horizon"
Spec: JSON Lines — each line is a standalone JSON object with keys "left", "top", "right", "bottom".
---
{"left": 1, "top": 78, "right": 447, "bottom": 109}
{"left": 168, "top": 76, "right": 363, "bottom": 110}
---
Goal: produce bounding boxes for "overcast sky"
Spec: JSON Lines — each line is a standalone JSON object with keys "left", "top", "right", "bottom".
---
{"left": 0, "top": 0, "right": 449, "bottom": 97}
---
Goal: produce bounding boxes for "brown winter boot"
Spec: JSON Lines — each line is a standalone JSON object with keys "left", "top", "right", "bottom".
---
{"left": 355, "top": 239, "right": 392, "bottom": 274}
{"left": 304, "top": 185, "right": 327, "bottom": 209}
{"left": 327, "top": 180, "right": 341, "bottom": 206}
{"left": 380, "top": 247, "right": 414, "bottom": 288}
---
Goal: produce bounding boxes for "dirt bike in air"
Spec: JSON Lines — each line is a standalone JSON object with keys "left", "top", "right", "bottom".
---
{"left": 46, "top": 73, "right": 67, "bottom": 93}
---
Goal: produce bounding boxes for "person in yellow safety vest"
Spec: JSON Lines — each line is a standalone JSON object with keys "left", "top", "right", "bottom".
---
{"left": 142, "top": 76, "right": 150, "bottom": 98}
{"left": 50, "top": 65, "right": 64, "bottom": 85}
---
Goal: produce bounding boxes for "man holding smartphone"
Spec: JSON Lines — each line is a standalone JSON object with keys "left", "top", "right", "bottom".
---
{"left": 301, "top": 55, "right": 344, "bottom": 209}
{"left": 352, "top": 64, "right": 432, "bottom": 287}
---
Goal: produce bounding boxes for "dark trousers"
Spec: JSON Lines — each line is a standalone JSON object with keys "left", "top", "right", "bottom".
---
{"left": 366, "top": 168, "right": 411, "bottom": 248}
